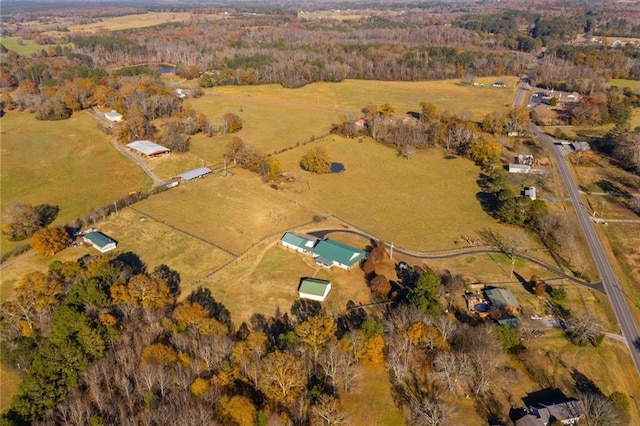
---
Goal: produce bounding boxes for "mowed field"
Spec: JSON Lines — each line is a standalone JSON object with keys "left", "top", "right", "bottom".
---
{"left": 0, "top": 111, "right": 146, "bottom": 255}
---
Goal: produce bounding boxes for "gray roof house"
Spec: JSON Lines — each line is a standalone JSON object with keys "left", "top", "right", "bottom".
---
{"left": 516, "top": 399, "right": 584, "bottom": 426}
{"left": 298, "top": 278, "right": 332, "bottom": 302}
{"left": 484, "top": 288, "right": 520, "bottom": 312}
{"left": 83, "top": 231, "right": 117, "bottom": 253}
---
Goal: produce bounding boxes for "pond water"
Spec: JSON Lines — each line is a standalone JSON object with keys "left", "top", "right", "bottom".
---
{"left": 330, "top": 162, "right": 345, "bottom": 173}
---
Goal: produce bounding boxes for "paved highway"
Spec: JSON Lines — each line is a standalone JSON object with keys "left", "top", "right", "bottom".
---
{"left": 511, "top": 74, "right": 640, "bottom": 372}
{"left": 531, "top": 123, "right": 640, "bottom": 374}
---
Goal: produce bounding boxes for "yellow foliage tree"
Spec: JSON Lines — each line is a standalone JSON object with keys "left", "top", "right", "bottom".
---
{"left": 295, "top": 316, "right": 337, "bottom": 363}
{"left": 219, "top": 395, "right": 257, "bottom": 426}
{"left": 111, "top": 274, "right": 175, "bottom": 312}
{"left": 365, "top": 334, "right": 385, "bottom": 364}
{"left": 258, "top": 351, "right": 307, "bottom": 406}
{"left": 190, "top": 377, "right": 210, "bottom": 397}
{"left": 31, "top": 226, "right": 69, "bottom": 256}
{"left": 141, "top": 343, "right": 178, "bottom": 366}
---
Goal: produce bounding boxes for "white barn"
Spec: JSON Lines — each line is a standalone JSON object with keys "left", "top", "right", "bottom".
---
{"left": 298, "top": 278, "right": 332, "bottom": 302}
{"left": 83, "top": 231, "right": 117, "bottom": 253}
{"left": 104, "top": 110, "right": 123, "bottom": 123}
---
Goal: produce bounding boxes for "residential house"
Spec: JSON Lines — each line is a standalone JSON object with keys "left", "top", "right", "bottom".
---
{"left": 484, "top": 287, "right": 521, "bottom": 314}
{"left": 516, "top": 389, "right": 585, "bottom": 426}
{"left": 298, "top": 278, "right": 332, "bottom": 302}
{"left": 281, "top": 232, "right": 317, "bottom": 254}
{"left": 312, "top": 239, "right": 367, "bottom": 270}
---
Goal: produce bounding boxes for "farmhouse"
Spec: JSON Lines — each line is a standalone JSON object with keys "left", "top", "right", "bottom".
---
{"left": 280, "top": 233, "right": 367, "bottom": 269}
{"left": 312, "top": 239, "right": 367, "bottom": 270}
{"left": 126, "top": 140, "right": 171, "bottom": 158}
{"left": 484, "top": 288, "right": 520, "bottom": 313}
{"left": 298, "top": 278, "right": 332, "bottom": 302}
{"left": 281, "top": 232, "right": 316, "bottom": 254}
{"left": 104, "top": 110, "right": 123, "bottom": 123}
{"left": 175, "top": 167, "right": 212, "bottom": 183}
{"left": 83, "top": 231, "right": 117, "bottom": 253}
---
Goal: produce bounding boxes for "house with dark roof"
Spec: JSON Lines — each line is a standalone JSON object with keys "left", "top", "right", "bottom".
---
{"left": 515, "top": 389, "right": 584, "bottom": 426}
{"left": 83, "top": 231, "right": 117, "bottom": 253}
{"left": 484, "top": 287, "right": 521, "bottom": 313}
{"left": 281, "top": 232, "right": 317, "bottom": 254}
{"left": 312, "top": 239, "right": 367, "bottom": 270}
{"left": 298, "top": 278, "right": 332, "bottom": 302}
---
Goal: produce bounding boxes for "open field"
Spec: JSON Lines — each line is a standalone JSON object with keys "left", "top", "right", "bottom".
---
{"left": 610, "top": 78, "right": 640, "bottom": 92}
{"left": 0, "top": 111, "right": 146, "bottom": 255}
{"left": 341, "top": 364, "right": 405, "bottom": 425}
{"left": 0, "top": 36, "right": 72, "bottom": 56}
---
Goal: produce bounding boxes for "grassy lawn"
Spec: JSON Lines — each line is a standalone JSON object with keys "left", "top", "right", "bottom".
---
{"left": 0, "top": 363, "right": 20, "bottom": 413}
{"left": 0, "top": 110, "right": 146, "bottom": 255}
{"left": 201, "top": 240, "right": 373, "bottom": 326}
{"left": 63, "top": 12, "right": 222, "bottom": 34}
{"left": 610, "top": 78, "right": 640, "bottom": 92}
{"left": 0, "top": 36, "right": 71, "bottom": 56}
{"left": 341, "top": 363, "right": 405, "bottom": 425}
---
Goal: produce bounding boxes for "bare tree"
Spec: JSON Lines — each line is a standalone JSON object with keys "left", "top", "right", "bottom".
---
{"left": 565, "top": 314, "right": 604, "bottom": 346}
{"left": 431, "top": 352, "right": 471, "bottom": 396}
{"left": 581, "top": 393, "right": 624, "bottom": 426}
{"left": 311, "top": 394, "right": 349, "bottom": 426}
{"left": 407, "top": 395, "right": 453, "bottom": 426}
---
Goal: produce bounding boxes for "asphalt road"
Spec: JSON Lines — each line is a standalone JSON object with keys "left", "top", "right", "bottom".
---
{"left": 533, "top": 128, "right": 640, "bottom": 372}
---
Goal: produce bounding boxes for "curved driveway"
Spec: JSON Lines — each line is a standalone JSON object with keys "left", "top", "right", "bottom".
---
{"left": 308, "top": 229, "right": 604, "bottom": 293}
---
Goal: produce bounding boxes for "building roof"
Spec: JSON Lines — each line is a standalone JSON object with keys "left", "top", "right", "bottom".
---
{"left": 281, "top": 232, "right": 316, "bottom": 250}
{"left": 176, "top": 167, "right": 212, "bottom": 181}
{"left": 83, "top": 231, "right": 116, "bottom": 249}
{"left": 299, "top": 278, "right": 331, "bottom": 297}
{"left": 312, "top": 239, "right": 366, "bottom": 267}
{"left": 104, "top": 110, "right": 122, "bottom": 120}
{"left": 126, "top": 140, "right": 170, "bottom": 156}
{"left": 484, "top": 288, "right": 520, "bottom": 309}
{"left": 509, "top": 164, "right": 531, "bottom": 171}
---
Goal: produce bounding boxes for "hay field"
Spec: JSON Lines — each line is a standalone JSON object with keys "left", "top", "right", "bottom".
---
{"left": 132, "top": 173, "right": 317, "bottom": 256}
{"left": 64, "top": 12, "right": 222, "bottom": 34}
{"left": 275, "top": 135, "right": 500, "bottom": 250}
{"left": 187, "top": 77, "right": 519, "bottom": 156}
{"left": 0, "top": 111, "right": 145, "bottom": 254}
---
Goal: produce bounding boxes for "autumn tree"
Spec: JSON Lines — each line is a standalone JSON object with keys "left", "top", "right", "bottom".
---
{"left": 310, "top": 394, "right": 349, "bottom": 425}
{"left": 369, "top": 241, "right": 387, "bottom": 264}
{"left": 111, "top": 274, "right": 175, "bottom": 315}
{"left": 369, "top": 275, "right": 391, "bottom": 300}
{"left": 258, "top": 350, "right": 307, "bottom": 406}
{"left": 221, "top": 112, "right": 243, "bottom": 134}
{"left": 219, "top": 395, "right": 257, "bottom": 425}
{"left": 468, "top": 134, "right": 501, "bottom": 170}
{"left": 264, "top": 156, "right": 282, "bottom": 181}
{"left": 2, "top": 202, "right": 43, "bottom": 240}
{"left": 300, "top": 147, "right": 332, "bottom": 174}
{"left": 295, "top": 315, "right": 337, "bottom": 364}
{"left": 162, "top": 121, "right": 190, "bottom": 152}
{"left": 31, "top": 226, "right": 69, "bottom": 256}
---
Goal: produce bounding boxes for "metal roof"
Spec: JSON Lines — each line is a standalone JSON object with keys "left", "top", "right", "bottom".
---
{"left": 299, "top": 278, "right": 331, "bottom": 297}
{"left": 126, "top": 140, "right": 170, "bottom": 156}
{"left": 484, "top": 288, "right": 520, "bottom": 309}
{"left": 176, "top": 167, "right": 212, "bottom": 181}
{"left": 281, "top": 232, "right": 316, "bottom": 250}
{"left": 312, "top": 239, "right": 366, "bottom": 267}
{"left": 83, "top": 231, "right": 116, "bottom": 248}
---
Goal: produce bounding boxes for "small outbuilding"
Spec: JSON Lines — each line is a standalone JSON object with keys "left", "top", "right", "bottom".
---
{"left": 298, "top": 278, "right": 332, "bottom": 302}
{"left": 523, "top": 186, "right": 537, "bottom": 200}
{"left": 175, "top": 167, "right": 212, "bottom": 182}
{"left": 104, "top": 110, "right": 123, "bottom": 123}
{"left": 126, "top": 140, "right": 171, "bottom": 158}
{"left": 509, "top": 164, "right": 531, "bottom": 174}
{"left": 83, "top": 231, "right": 117, "bottom": 253}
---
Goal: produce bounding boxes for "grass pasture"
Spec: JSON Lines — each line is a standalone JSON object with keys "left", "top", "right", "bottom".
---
{"left": 0, "top": 36, "right": 72, "bottom": 56}
{"left": 0, "top": 111, "right": 146, "bottom": 254}
{"left": 133, "top": 172, "right": 317, "bottom": 256}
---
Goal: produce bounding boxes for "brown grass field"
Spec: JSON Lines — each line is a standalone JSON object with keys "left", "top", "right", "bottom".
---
{"left": 0, "top": 111, "right": 146, "bottom": 255}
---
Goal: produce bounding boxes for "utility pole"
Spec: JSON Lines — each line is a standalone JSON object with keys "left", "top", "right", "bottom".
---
{"left": 600, "top": 201, "right": 606, "bottom": 219}
{"left": 114, "top": 200, "right": 118, "bottom": 215}
{"left": 390, "top": 242, "right": 394, "bottom": 261}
